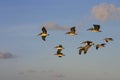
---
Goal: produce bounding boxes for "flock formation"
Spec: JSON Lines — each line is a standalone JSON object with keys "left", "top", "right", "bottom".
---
{"left": 38, "top": 24, "right": 113, "bottom": 58}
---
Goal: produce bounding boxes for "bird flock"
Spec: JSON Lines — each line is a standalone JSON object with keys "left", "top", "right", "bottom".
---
{"left": 38, "top": 24, "right": 113, "bottom": 58}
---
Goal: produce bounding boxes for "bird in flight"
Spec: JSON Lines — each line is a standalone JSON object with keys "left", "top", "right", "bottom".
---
{"left": 38, "top": 26, "right": 49, "bottom": 41}
{"left": 65, "top": 26, "right": 77, "bottom": 36}
{"left": 104, "top": 38, "right": 113, "bottom": 42}
{"left": 95, "top": 43, "right": 106, "bottom": 50}
{"left": 87, "top": 24, "right": 101, "bottom": 32}
{"left": 77, "top": 43, "right": 93, "bottom": 55}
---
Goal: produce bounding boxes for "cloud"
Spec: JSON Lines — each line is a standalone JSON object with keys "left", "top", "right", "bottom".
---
{"left": 52, "top": 73, "right": 66, "bottom": 78}
{"left": 18, "top": 69, "right": 66, "bottom": 80}
{"left": 40, "top": 69, "right": 66, "bottom": 79}
{"left": 41, "top": 70, "right": 54, "bottom": 73}
{"left": 17, "top": 69, "right": 38, "bottom": 76}
{"left": 42, "top": 22, "right": 69, "bottom": 30}
{"left": 0, "top": 52, "right": 15, "bottom": 59}
{"left": 91, "top": 3, "right": 120, "bottom": 22}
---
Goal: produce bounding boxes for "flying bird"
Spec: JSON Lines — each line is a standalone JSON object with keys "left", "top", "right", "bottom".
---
{"left": 54, "top": 44, "right": 64, "bottom": 50}
{"left": 38, "top": 26, "right": 49, "bottom": 41}
{"left": 87, "top": 24, "right": 101, "bottom": 32}
{"left": 95, "top": 43, "right": 106, "bottom": 50}
{"left": 54, "top": 49, "right": 65, "bottom": 58}
{"left": 77, "top": 44, "right": 93, "bottom": 55}
{"left": 65, "top": 26, "right": 77, "bottom": 36}
{"left": 104, "top": 38, "right": 113, "bottom": 42}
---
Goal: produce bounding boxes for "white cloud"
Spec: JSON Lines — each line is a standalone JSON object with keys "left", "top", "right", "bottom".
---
{"left": 42, "top": 22, "right": 69, "bottom": 30}
{"left": 52, "top": 73, "right": 66, "bottom": 78}
{"left": 91, "top": 3, "right": 120, "bottom": 22}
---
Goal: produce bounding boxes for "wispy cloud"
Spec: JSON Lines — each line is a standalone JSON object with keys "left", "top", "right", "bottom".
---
{"left": 18, "top": 69, "right": 66, "bottom": 79}
{"left": 42, "top": 22, "right": 69, "bottom": 30}
{"left": 18, "top": 69, "right": 37, "bottom": 75}
{"left": 91, "top": 3, "right": 120, "bottom": 22}
{"left": 0, "top": 52, "right": 16, "bottom": 59}
{"left": 41, "top": 70, "right": 54, "bottom": 73}
{"left": 41, "top": 69, "right": 66, "bottom": 79}
{"left": 52, "top": 73, "right": 66, "bottom": 78}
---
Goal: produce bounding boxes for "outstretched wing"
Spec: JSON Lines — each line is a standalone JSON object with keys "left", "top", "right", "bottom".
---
{"left": 79, "top": 49, "right": 83, "bottom": 55}
{"left": 42, "top": 26, "right": 47, "bottom": 33}
{"left": 84, "top": 45, "right": 92, "bottom": 54}
{"left": 81, "top": 41, "right": 93, "bottom": 45}
{"left": 93, "top": 24, "right": 100, "bottom": 30}
{"left": 41, "top": 36, "right": 46, "bottom": 41}
{"left": 70, "top": 27, "right": 76, "bottom": 33}
{"left": 101, "top": 43, "right": 106, "bottom": 46}
{"left": 109, "top": 38, "right": 113, "bottom": 41}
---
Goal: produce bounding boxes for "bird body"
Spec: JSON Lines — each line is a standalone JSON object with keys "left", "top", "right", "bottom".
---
{"left": 39, "top": 33, "right": 48, "bottom": 36}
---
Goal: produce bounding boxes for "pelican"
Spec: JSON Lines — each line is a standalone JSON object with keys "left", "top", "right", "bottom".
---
{"left": 95, "top": 43, "right": 106, "bottom": 50}
{"left": 65, "top": 26, "right": 77, "bottom": 36}
{"left": 87, "top": 24, "right": 101, "bottom": 32}
{"left": 104, "top": 38, "right": 113, "bottom": 42}
{"left": 38, "top": 26, "right": 49, "bottom": 41}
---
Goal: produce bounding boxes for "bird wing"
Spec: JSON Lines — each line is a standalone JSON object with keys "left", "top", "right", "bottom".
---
{"left": 95, "top": 44, "right": 99, "bottom": 50}
{"left": 104, "top": 38, "right": 108, "bottom": 42}
{"left": 59, "top": 44, "right": 63, "bottom": 47}
{"left": 101, "top": 43, "right": 105, "bottom": 46}
{"left": 87, "top": 27, "right": 93, "bottom": 30}
{"left": 109, "top": 38, "right": 113, "bottom": 41}
{"left": 79, "top": 49, "right": 83, "bottom": 55}
{"left": 104, "top": 38, "right": 113, "bottom": 42}
{"left": 81, "top": 41, "right": 93, "bottom": 45}
{"left": 108, "top": 38, "right": 113, "bottom": 41}
{"left": 84, "top": 45, "right": 92, "bottom": 54}
{"left": 42, "top": 26, "right": 47, "bottom": 33}
{"left": 93, "top": 24, "right": 100, "bottom": 30}
{"left": 71, "top": 27, "right": 76, "bottom": 33}
{"left": 41, "top": 36, "right": 46, "bottom": 41}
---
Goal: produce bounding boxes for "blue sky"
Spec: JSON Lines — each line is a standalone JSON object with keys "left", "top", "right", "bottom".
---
{"left": 0, "top": 0, "right": 120, "bottom": 80}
